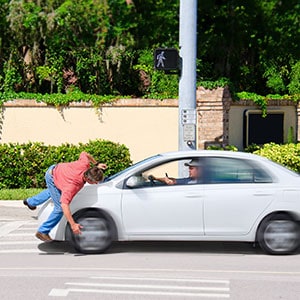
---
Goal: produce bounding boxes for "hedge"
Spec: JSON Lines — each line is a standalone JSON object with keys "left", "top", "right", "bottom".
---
{"left": 0, "top": 139, "right": 132, "bottom": 189}
{"left": 254, "top": 143, "right": 300, "bottom": 173}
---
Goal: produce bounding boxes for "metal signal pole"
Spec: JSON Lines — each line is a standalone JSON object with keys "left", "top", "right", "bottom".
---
{"left": 178, "top": 0, "right": 198, "bottom": 175}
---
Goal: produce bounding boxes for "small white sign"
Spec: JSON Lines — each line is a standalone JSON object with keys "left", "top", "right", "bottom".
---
{"left": 183, "top": 124, "right": 195, "bottom": 141}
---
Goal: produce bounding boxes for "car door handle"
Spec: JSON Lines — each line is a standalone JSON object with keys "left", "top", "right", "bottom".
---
{"left": 253, "top": 192, "right": 273, "bottom": 196}
{"left": 185, "top": 194, "right": 204, "bottom": 198}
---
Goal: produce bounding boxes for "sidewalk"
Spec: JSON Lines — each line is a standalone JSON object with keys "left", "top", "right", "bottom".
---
{"left": 0, "top": 200, "right": 24, "bottom": 207}
{"left": 0, "top": 200, "right": 36, "bottom": 220}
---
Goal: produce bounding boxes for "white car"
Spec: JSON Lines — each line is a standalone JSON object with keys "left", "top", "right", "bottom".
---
{"left": 38, "top": 150, "right": 300, "bottom": 255}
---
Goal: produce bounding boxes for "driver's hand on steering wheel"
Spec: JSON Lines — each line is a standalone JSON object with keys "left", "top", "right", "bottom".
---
{"left": 148, "top": 174, "right": 176, "bottom": 185}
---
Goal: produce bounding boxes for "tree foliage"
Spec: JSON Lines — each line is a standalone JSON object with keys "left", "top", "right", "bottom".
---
{"left": 0, "top": 0, "right": 299, "bottom": 98}
{"left": 197, "top": 0, "right": 300, "bottom": 95}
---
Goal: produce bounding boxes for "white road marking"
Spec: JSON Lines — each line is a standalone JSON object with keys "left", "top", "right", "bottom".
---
{"left": 16, "top": 227, "right": 37, "bottom": 231}
{"left": 7, "top": 233, "right": 35, "bottom": 236}
{"left": 0, "top": 249, "right": 41, "bottom": 253}
{"left": 91, "top": 276, "right": 229, "bottom": 284}
{"left": 49, "top": 275, "right": 230, "bottom": 298}
{"left": 0, "top": 221, "right": 30, "bottom": 237}
{"left": 49, "top": 288, "right": 230, "bottom": 298}
{"left": 0, "top": 220, "right": 40, "bottom": 253}
{"left": 0, "top": 241, "right": 39, "bottom": 245}
{"left": 49, "top": 289, "right": 68, "bottom": 297}
{"left": 65, "top": 282, "right": 230, "bottom": 292}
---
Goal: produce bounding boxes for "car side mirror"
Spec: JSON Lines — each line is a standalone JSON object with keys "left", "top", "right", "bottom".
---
{"left": 126, "top": 175, "right": 145, "bottom": 188}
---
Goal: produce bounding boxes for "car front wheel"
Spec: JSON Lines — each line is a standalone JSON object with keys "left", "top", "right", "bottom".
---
{"left": 257, "top": 214, "right": 300, "bottom": 255}
{"left": 66, "top": 210, "right": 116, "bottom": 254}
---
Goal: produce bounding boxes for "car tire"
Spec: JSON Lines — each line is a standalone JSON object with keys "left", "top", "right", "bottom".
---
{"left": 257, "top": 214, "right": 300, "bottom": 255}
{"left": 66, "top": 210, "right": 116, "bottom": 254}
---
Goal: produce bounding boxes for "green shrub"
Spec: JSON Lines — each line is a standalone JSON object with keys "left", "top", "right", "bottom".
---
{"left": 206, "top": 144, "right": 238, "bottom": 151}
{"left": 244, "top": 143, "right": 261, "bottom": 153}
{"left": 254, "top": 143, "right": 300, "bottom": 173}
{"left": 0, "top": 139, "right": 132, "bottom": 189}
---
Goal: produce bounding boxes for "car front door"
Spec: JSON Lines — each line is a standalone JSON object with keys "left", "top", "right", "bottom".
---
{"left": 121, "top": 159, "right": 205, "bottom": 238}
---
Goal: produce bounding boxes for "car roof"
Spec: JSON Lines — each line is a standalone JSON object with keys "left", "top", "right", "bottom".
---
{"left": 159, "top": 150, "right": 266, "bottom": 161}
{"left": 158, "top": 150, "right": 299, "bottom": 178}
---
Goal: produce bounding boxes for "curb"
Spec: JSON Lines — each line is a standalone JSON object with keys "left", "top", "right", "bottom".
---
{"left": 0, "top": 200, "right": 24, "bottom": 207}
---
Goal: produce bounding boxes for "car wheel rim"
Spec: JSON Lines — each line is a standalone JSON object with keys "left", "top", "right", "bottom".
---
{"left": 74, "top": 217, "right": 110, "bottom": 251}
{"left": 264, "top": 220, "right": 299, "bottom": 252}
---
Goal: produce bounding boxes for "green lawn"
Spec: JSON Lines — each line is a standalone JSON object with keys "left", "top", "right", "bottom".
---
{"left": 0, "top": 189, "right": 43, "bottom": 200}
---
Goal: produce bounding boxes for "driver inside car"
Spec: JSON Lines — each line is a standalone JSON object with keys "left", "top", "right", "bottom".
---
{"left": 150, "top": 159, "right": 203, "bottom": 185}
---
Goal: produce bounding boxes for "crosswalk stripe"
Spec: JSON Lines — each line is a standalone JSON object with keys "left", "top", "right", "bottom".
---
{"left": 91, "top": 276, "right": 229, "bottom": 284}
{"left": 0, "top": 241, "right": 39, "bottom": 245}
{"left": 0, "top": 221, "right": 30, "bottom": 237}
{"left": 6, "top": 233, "right": 35, "bottom": 236}
{"left": 66, "top": 282, "right": 230, "bottom": 292}
{"left": 49, "top": 275, "right": 230, "bottom": 298}
{"left": 49, "top": 288, "right": 230, "bottom": 298}
{"left": 0, "top": 220, "right": 39, "bottom": 253}
{"left": 0, "top": 249, "right": 41, "bottom": 253}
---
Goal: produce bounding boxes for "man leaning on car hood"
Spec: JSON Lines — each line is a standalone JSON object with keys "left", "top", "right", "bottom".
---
{"left": 23, "top": 152, "right": 107, "bottom": 242}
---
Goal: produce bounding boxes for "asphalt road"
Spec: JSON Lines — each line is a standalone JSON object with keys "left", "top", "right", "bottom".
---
{"left": 1, "top": 200, "right": 300, "bottom": 300}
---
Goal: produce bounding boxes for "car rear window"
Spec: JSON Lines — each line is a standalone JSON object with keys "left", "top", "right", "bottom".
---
{"left": 205, "top": 157, "right": 273, "bottom": 184}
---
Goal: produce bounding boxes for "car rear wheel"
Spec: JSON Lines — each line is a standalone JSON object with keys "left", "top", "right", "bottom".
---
{"left": 66, "top": 210, "right": 115, "bottom": 254}
{"left": 257, "top": 214, "right": 300, "bottom": 255}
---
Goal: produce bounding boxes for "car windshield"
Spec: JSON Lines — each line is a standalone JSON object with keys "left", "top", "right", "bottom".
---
{"left": 103, "top": 154, "right": 162, "bottom": 182}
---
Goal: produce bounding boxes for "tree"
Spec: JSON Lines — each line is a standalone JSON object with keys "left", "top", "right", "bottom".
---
{"left": 197, "top": 0, "right": 300, "bottom": 95}
{"left": 0, "top": 0, "right": 299, "bottom": 97}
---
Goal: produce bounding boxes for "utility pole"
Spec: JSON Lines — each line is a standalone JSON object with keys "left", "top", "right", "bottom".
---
{"left": 178, "top": 0, "right": 197, "bottom": 175}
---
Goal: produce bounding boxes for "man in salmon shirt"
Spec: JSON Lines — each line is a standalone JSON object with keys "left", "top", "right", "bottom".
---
{"left": 23, "top": 152, "right": 107, "bottom": 242}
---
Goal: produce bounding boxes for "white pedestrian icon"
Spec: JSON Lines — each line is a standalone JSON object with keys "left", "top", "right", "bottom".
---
{"left": 156, "top": 51, "right": 166, "bottom": 68}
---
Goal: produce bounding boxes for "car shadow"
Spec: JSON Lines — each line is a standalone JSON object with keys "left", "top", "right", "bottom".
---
{"left": 109, "top": 241, "right": 265, "bottom": 255}
{"left": 37, "top": 241, "right": 77, "bottom": 255}
{"left": 37, "top": 240, "right": 292, "bottom": 256}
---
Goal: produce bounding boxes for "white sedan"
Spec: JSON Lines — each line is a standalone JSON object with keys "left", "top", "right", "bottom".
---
{"left": 38, "top": 150, "right": 300, "bottom": 255}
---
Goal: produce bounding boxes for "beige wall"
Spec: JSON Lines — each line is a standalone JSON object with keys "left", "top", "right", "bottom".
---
{"left": 1, "top": 99, "right": 178, "bottom": 163}
{"left": 1, "top": 91, "right": 299, "bottom": 163}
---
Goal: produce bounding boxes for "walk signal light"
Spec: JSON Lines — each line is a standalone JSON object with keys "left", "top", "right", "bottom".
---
{"left": 154, "top": 48, "right": 179, "bottom": 71}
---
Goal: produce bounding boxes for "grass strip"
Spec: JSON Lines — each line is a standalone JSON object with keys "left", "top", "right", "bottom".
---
{"left": 0, "top": 189, "right": 44, "bottom": 200}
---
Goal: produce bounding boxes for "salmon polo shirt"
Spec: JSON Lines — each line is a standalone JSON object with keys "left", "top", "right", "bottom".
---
{"left": 53, "top": 152, "right": 91, "bottom": 205}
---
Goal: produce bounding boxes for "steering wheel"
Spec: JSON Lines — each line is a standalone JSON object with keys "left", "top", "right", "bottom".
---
{"left": 148, "top": 175, "right": 155, "bottom": 186}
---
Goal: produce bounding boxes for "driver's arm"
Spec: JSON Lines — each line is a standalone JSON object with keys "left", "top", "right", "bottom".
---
{"left": 150, "top": 175, "right": 176, "bottom": 185}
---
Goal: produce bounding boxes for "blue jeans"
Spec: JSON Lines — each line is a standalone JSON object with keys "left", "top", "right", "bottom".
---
{"left": 27, "top": 189, "right": 51, "bottom": 207}
{"left": 27, "top": 165, "right": 63, "bottom": 234}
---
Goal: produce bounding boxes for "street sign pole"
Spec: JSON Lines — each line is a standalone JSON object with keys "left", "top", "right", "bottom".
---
{"left": 178, "top": 0, "right": 197, "bottom": 176}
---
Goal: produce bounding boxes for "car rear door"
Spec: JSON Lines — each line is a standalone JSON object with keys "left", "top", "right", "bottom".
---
{"left": 203, "top": 157, "right": 277, "bottom": 236}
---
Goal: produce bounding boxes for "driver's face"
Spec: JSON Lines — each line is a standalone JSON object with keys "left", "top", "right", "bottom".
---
{"left": 188, "top": 166, "right": 201, "bottom": 179}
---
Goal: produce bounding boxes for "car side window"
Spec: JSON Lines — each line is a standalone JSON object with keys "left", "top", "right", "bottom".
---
{"left": 126, "top": 158, "right": 205, "bottom": 189}
{"left": 125, "top": 160, "right": 181, "bottom": 189}
{"left": 206, "top": 157, "right": 273, "bottom": 184}
{"left": 141, "top": 159, "right": 183, "bottom": 187}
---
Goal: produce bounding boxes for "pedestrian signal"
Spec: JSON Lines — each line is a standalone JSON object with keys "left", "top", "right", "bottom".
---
{"left": 154, "top": 48, "right": 179, "bottom": 71}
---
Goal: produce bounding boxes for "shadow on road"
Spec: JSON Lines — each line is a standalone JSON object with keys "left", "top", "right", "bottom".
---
{"left": 38, "top": 241, "right": 77, "bottom": 255}
{"left": 38, "top": 240, "right": 274, "bottom": 256}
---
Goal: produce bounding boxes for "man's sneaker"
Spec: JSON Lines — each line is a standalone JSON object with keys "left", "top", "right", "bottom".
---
{"left": 35, "top": 232, "right": 52, "bottom": 242}
{"left": 23, "top": 199, "right": 36, "bottom": 210}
